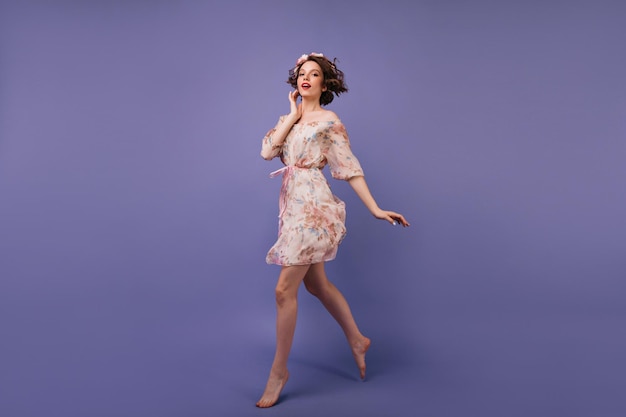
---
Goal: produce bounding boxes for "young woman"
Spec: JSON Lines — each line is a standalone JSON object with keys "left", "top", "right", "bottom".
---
{"left": 257, "top": 52, "right": 409, "bottom": 408}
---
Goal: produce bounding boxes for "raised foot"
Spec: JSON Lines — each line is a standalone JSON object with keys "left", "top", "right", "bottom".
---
{"left": 256, "top": 370, "right": 289, "bottom": 408}
{"left": 352, "top": 337, "right": 371, "bottom": 380}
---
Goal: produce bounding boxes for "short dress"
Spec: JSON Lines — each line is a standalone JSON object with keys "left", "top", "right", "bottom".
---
{"left": 261, "top": 116, "right": 364, "bottom": 266}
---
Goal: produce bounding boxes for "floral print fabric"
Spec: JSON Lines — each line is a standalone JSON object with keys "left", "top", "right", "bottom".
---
{"left": 261, "top": 117, "right": 364, "bottom": 266}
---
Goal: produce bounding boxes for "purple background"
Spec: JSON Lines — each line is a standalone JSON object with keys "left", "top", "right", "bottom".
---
{"left": 1, "top": 1, "right": 625, "bottom": 416}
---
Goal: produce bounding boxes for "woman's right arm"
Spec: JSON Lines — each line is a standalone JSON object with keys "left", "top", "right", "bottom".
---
{"left": 260, "top": 91, "right": 302, "bottom": 160}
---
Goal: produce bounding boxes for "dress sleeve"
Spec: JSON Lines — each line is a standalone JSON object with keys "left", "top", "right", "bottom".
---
{"left": 260, "top": 116, "right": 285, "bottom": 160}
{"left": 322, "top": 122, "right": 364, "bottom": 180}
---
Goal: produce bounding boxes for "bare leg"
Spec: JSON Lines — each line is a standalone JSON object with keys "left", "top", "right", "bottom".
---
{"left": 303, "top": 262, "right": 371, "bottom": 379}
{"left": 256, "top": 264, "right": 310, "bottom": 408}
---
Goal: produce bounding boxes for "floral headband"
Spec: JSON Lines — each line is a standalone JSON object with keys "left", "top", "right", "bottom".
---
{"left": 294, "top": 52, "right": 324, "bottom": 69}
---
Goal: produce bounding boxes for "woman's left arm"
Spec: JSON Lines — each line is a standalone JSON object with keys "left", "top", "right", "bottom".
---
{"left": 348, "top": 176, "right": 410, "bottom": 227}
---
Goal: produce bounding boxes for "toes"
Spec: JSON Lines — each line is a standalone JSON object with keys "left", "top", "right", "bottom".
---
{"left": 256, "top": 399, "right": 272, "bottom": 408}
{"left": 354, "top": 337, "right": 370, "bottom": 380}
{"left": 257, "top": 371, "right": 289, "bottom": 408}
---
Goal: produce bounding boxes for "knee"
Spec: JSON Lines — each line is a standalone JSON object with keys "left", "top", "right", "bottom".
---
{"left": 304, "top": 280, "right": 329, "bottom": 299}
{"left": 304, "top": 281, "right": 319, "bottom": 297}
{"left": 275, "top": 286, "right": 294, "bottom": 307}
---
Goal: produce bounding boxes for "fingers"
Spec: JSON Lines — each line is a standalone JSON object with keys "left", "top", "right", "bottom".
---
{"left": 288, "top": 91, "right": 301, "bottom": 118}
{"left": 397, "top": 215, "right": 410, "bottom": 227}
{"left": 387, "top": 215, "right": 397, "bottom": 225}
{"left": 388, "top": 212, "right": 410, "bottom": 227}
{"left": 289, "top": 90, "right": 299, "bottom": 102}
{"left": 394, "top": 214, "right": 410, "bottom": 227}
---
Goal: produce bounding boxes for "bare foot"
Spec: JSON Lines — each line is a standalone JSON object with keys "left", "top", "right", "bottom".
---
{"left": 256, "top": 370, "right": 289, "bottom": 408}
{"left": 352, "top": 336, "right": 371, "bottom": 380}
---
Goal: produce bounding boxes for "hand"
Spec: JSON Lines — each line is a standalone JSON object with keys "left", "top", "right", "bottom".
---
{"left": 288, "top": 90, "right": 302, "bottom": 122}
{"left": 373, "top": 209, "right": 410, "bottom": 227}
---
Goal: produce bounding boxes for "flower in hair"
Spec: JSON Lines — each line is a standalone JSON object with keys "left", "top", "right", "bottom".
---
{"left": 296, "top": 54, "right": 308, "bottom": 66}
{"left": 295, "top": 52, "right": 324, "bottom": 67}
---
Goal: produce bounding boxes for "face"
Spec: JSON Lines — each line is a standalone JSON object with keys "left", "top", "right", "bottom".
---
{"left": 297, "top": 60, "right": 327, "bottom": 98}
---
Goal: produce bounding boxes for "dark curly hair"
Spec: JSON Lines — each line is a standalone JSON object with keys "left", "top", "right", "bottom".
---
{"left": 287, "top": 54, "right": 348, "bottom": 106}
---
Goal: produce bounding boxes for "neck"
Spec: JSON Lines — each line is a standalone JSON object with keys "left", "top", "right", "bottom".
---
{"left": 300, "top": 96, "right": 323, "bottom": 113}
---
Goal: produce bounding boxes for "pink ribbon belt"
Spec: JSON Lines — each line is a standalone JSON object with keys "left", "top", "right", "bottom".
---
{"left": 269, "top": 165, "right": 291, "bottom": 179}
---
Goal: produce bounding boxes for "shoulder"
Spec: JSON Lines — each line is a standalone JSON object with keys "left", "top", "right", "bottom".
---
{"left": 319, "top": 110, "right": 341, "bottom": 123}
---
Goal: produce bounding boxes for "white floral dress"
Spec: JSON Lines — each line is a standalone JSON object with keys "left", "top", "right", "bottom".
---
{"left": 261, "top": 116, "right": 364, "bottom": 266}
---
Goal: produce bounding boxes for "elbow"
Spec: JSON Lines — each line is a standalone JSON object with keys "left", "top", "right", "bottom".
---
{"left": 260, "top": 150, "right": 273, "bottom": 160}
